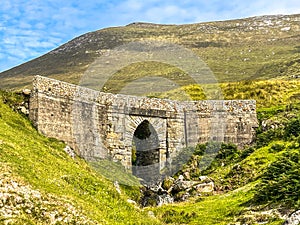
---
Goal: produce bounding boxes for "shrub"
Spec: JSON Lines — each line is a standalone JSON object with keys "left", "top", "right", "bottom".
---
{"left": 201, "top": 143, "right": 239, "bottom": 174}
{"left": 239, "top": 147, "right": 255, "bottom": 160}
{"left": 269, "top": 143, "right": 285, "bottom": 153}
{"left": 255, "top": 128, "right": 284, "bottom": 148}
{"left": 161, "top": 209, "right": 197, "bottom": 224}
{"left": 253, "top": 149, "right": 300, "bottom": 208}
{"left": 284, "top": 118, "right": 300, "bottom": 139}
{"left": 216, "top": 143, "right": 239, "bottom": 161}
{"left": 194, "top": 143, "right": 206, "bottom": 156}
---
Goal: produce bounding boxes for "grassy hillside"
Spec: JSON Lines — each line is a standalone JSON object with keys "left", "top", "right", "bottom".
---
{"left": 0, "top": 14, "right": 299, "bottom": 90}
{"left": 151, "top": 103, "right": 300, "bottom": 225}
{"left": 150, "top": 79, "right": 300, "bottom": 108}
{"left": 0, "top": 93, "right": 161, "bottom": 225}
{"left": 147, "top": 79, "right": 299, "bottom": 224}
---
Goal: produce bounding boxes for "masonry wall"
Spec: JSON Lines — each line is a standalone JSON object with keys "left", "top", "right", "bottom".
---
{"left": 30, "top": 76, "right": 258, "bottom": 173}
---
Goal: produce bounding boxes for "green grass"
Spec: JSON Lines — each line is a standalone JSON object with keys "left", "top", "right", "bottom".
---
{"left": 151, "top": 183, "right": 260, "bottom": 225}
{"left": 150, "top": 103, "right": 299, "bottom": 225}
{"left": 253, "top": 146, "right": 300, "bottom": 208}
{"left": 89, "top": 159, "right": 143, "bottom": 202}
{"left": 0, "top": 96, "right": 161, "bottom": 224}
{"left": 221, "top": 80, "right": 300, "bottom": 108}
{"left": 151, "top": 183, "right": 284, "bottom": 224}
{"left": 150, "top": 79, "right": 300, "bottom": 108}
{"left": 205, "top": 141, "right": 286, "bottom": 190}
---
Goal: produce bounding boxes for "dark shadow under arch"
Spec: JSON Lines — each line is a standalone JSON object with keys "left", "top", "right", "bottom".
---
{"left": 132, "top": 120, "right": 160, "bottom": 182}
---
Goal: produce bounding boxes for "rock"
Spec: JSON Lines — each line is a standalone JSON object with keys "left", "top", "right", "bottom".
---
{"left": 114, "top": 181, "right": 121, "bottom": 194}
{"left": 140, "top": 182, "right": 174, "bottom": 207}
{"left": 195, "top": 176, "right": 214, "bottom": 193}
{"left": 283, "top": 210, "right": 300, "bottom": 225}
{"left": 157, "top": 194, "right": 174, "bottom": 206}
{"left": 183, "top": 171, "right": 190, "bottom": 180}
{"left": 178, "top": 175, "right": 184, "bottom": 181}
{"left": 173, "top": 179, "right": 195, "bottom": 192}
{"left": 140, "top": 175, "right": 215, "bottom": 205}
{"left": 0, "top": 169, "right": 98, "bottom": 224}
{"left": 22, "top": 89, "right": 31, "bottom": 95}
{"left": 171, "top": 175, "right": 215, "bottom": 200}
{"left": 291, "top": 74, "right": 300, "bottom": 79}
{"left": 18, "top": 106, "right": 29, "bottom": 115}
{"left": 63, "top": 145, "right": 76, "bottom": 158}
{"left": 170, "top": 176, "right": 198, "bottom": 201}
{"left": 127, "top": 199, "right": 136, "bottom": 205}
{"left": 162, "top": 176, "right": 175, "bottom": 191}
{"left": 194, "top": 181, "right": 214, "bottom": 193}
{"left": 148, "top": 211, "right": 155, "bottom": 218}
{"left": 173, "top": 175, "right": 198, "bottom": 192}
{"left": 199, "top": 176, "right": 210, "bottom": 182}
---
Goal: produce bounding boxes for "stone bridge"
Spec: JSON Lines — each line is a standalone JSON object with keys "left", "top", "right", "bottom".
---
{"left": 29, "top": 76, "right": 258, "bottom": 181}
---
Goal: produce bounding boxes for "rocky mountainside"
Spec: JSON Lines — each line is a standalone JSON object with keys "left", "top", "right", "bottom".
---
{"left": 0, "top": 14, "right": 300, "bottom": 90}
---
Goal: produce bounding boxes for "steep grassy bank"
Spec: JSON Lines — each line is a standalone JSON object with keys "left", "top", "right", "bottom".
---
{"left": 0, "top": 93, "right": 161, "bottom": 224}
{"left": 150, "top": 103, "right": 300, "bottom": 224}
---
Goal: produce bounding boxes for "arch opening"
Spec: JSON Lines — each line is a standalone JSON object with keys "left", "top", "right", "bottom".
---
{"left": 132, "top": 120, "right": 160, "bottom": 182}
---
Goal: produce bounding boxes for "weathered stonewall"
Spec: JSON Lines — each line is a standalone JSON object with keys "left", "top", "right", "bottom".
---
{"left": 29, "top": 75, "right": 258, "bottom": 178}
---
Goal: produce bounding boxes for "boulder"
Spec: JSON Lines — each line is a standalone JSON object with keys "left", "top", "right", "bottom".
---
{"left": 140, "top": 175, "right": 215, "bottom": 206}
{"left": 127, "top": 199, "right": 137, "bottom": 205}
{"left": 194, "top": 181, "right": 214, "bottom": 193}
{"left": 183, "top": 171, "right": 191, "bottom": 180}
{"left": 283, "top": 210, "right": 300, "bottom": 225}
{"left": 172, "top": 179, "right": 196, "bottom": 192}
{"left": 162, "top": 176, "right": 175, "bottom": 191}
{"left": 199, "top": 176, "right": 211, "bottom": 182}
{"left": 22, "top": 89, "right": 31, "bottom": 95}
{"left": 64, "top": 145, "right": 76, "bottom": 158}
{"left": 19, "top": 106, "right": 29, "bottom": 115}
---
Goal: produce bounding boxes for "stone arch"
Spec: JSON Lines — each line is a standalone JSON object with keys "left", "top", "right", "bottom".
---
{"left": 124, "top": 115, "right": 167, "bottom": 150}
{"left": 132, "top": 120, "right": 159, "bottom": 167}
{"left": 124, "top": 115, "right": 167, "bottom": 182}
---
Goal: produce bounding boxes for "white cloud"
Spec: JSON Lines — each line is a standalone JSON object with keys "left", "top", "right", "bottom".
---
{"left": 252, "top": 0, "right": 300, "bottom": 16}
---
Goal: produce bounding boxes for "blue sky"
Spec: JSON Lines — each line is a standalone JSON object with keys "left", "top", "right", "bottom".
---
{"left": 0, "top": 0, "right": 300, "bottom": 72}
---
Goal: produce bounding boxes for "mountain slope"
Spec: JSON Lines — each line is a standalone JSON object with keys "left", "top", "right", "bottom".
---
{"left": 0, "top": 14, "right": 300, "bottom": 90}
